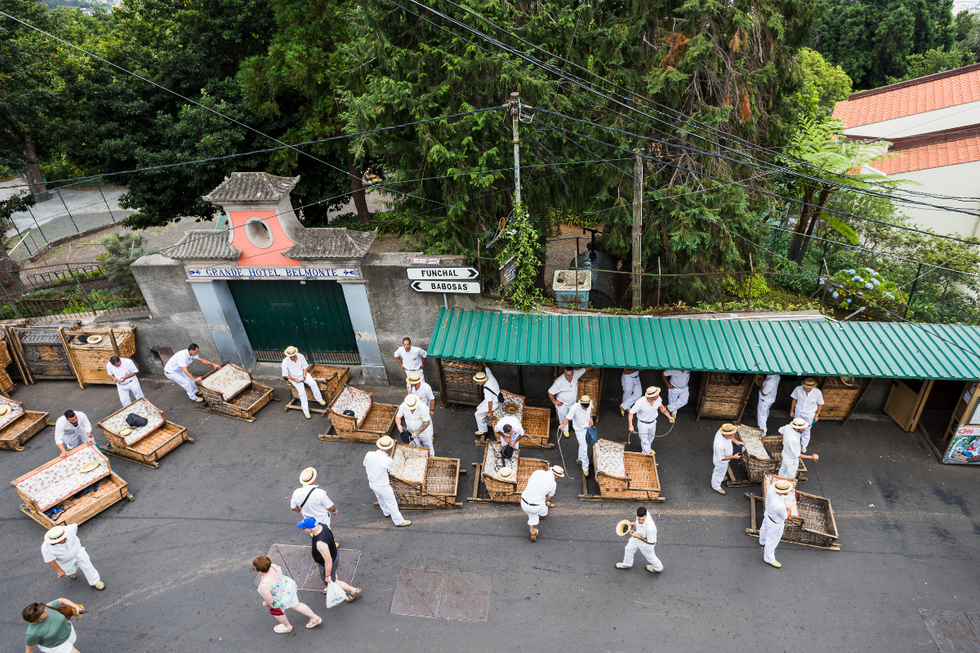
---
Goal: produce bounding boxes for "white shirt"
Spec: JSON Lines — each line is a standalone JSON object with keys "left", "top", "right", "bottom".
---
{"left": 394, "top": 346, "right": 426, "bottom": 371}
{"left": 41, "top": 524, "right": 83, "bottom": 565}
{"left": 565, "top": 402, "right": 594, "bottom": 430}
{"left": 363, "top": 450, "right": 394, "bottom": 486}
{"left": 630, "top": 397, "right": 662, "bottom": 423}
{"left": 521, "top": 469, "right": 557, "bottom": 505}
{"left": 663, "top": 370, "right": 690, "bottom": 389}
{"left": 494, "top": 415, "right": 525, "bottom": 441}
{"left": 791, "top": 386, "right": 824, "bottom": 417}
{"left": 764, "top": 486, "right": 789, "bottom": 523}
{"left": 290, "top": 485, "right": 334, "bottom": 526}
{"left": 281, "top": 354, "right": 310, "bottom": 380}
{"left": 712, "top": 429, "right": 734, "bottom": 466}
{"left": 633, "top": 515, "right": 658, "bottom": 545}
{"left": 477, "top": 367, "right": 500, "bottom": 407}
{"left": 548, "top": 368, "right": 586, "bottom": 405}
{"left": 407, "top": 380, "right": 436, "bottom": 407}
{"left": 54, "top": 413, "right": 92, "bottom": 448}
{"left": 164, "top": 349, "right": 198, "bottom": 375}
{"left": 779, "top": 424, "right": 802, "bottom": 468}
{"left": 106, "top": 358, "right": 139, "bottom": 383}
{"left": 760, "top": 374, "right": 780, "bottom": 399}
{"left": 397, "top": 403, "right": 432, "bottom": 434}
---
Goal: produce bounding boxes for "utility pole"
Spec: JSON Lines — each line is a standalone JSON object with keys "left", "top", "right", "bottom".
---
{"left": 631, "top": 148, "right": 644, "bottom": 309}
{"left": 510, "top": 92, "right": 521, "bottom": 208}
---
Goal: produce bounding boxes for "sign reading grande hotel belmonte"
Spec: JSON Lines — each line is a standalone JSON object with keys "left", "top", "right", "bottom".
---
{"left": 187, "top": 267, "right": 359, "bottom": 279}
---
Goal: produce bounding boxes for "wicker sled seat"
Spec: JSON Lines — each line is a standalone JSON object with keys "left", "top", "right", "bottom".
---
{"left": 284, "top": 364, "right": 351, "bottom": 417}
{"left": 0, "top": 396, "right": 52, "bottom": 451}
{"left": 591, "top": 439, "right": 662, "bottom": 501}
{"left": 738, "top": 424, "right": 806, "bottom": 483}
{"left": 476, "top": 442, "right": 550, "bottom": 503}
{"left": 758, "top": 473, "right": 839, "bottom": 548}
{"left": 386, "top": 442, "right": 461, "bottom": 509}
{"left": 65, "top": 326, "right": 137, "bottom": 385}
{"left": 11, "top": 443, "right": 133, "bottom": 528}
{"left": 97, "top": 399, "right": 191, "bottom": 468}
{"left": 325, "top": 385, "right": 397, "bottom": 442}
{"left": 196, "top": 363, "right": 277, "bottom": 423}
{"left": 485, "top": 390, "right": 553, "bottom": 448}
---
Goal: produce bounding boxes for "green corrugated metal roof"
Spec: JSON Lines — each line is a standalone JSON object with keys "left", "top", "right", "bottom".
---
{"left": 428, "top": 308, "right": 980, "bottom": 380}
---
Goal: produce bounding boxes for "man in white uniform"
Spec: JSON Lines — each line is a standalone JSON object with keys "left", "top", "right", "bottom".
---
{"left": 396, "top": 394, "right": 434, "bottom": 455}
{"left": 54, "top": 411, "right": 94, "bottom": 458}
{"left": 106, "top": 356, "right": 144, "bottom": 407}
{"left": 406, "top": 372, "right": 436, "bottom": 413}
{"left": 363, "top": 436, "right": 411, "bottom": 527}
{"left": 615, "top": 506, "right": 663, "bottom": 573}
{"left": 777, "top": 418, "right": 820, "bottom": 479}
{"left": 711, "top": 423, "right": 744, "bottom": 495}
{"left": 759, "top": 478, "right": 792, "bottom": 568}
{"left": 41, "top": 525, "right": 105, "bottom": 590}
{"left": 548, "top": 367, "right": 587, "bottom": 425}
{"left": 281, "top": 346, "right": 324, "bottom": 419}
{"left": 164, "top": 344, "right": 220, "bottom": 402}
{"left": 473, "top": 365, "right": 500, "bottom": 437}
{"left": 619, "top": 369, "right": 642, "bottom": 417}
{"left": 560, "top": 396, "right": 595, "bottom": 476}
{"left": 628, "top": 387, "right": 674, "bottom": 454}
{"left": 661, "top": 370, "right": 691, "bottom": 418}
{"left": 520, "top": 465, "right": 564, "bottom": 542}
{"left": 494, "top": 414, "right": 525, "bottom": 451}
{"left": 790, "top": 377, "right": 824, "bottom": 451}
{"left": 394, "top": 338, "right": 427, "bottom": 381}
{"left": 290, "top": 467, "right": 338, "bottom": 528}
{"left": 756, "top": 374, "right": 780, "bottom": 435}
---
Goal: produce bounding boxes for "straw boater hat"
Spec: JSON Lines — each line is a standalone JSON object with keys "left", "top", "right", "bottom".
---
{"left": 773, "top": 479, "right": 793, "bottom": 494}
{"left": 377, "top": 435, "right": 395, "bottom": 450}
{"left": 45, "top": 526, "right": 67, "bottom": 544}
{"left": 644, "top": 386, "right": 661, "bottom": 398}
{"left": 0, "top": 405, "right": 9, "bottom": 417}
{"left": 615, "top": 519, "right": 632, "bottom": 537}
{"left": 300, "top": 467, "right": 317, "bottom": 485}
{"left": 85, "top": 335, "right": 102, "bottom": 345}
{"left": 79, "top": 460, "right": 100, "bottom": 473}
{"left": 580, "top": 395, "right": 591, "bottom": 404}
{"left": 497, "top": 467, "right": 514, "bottom": 479}
{"left": 802, "top": 377, "right": 818, "bottom": 388}
{"left": 119, "top": 427, "right": 133, "bottom": 437}
{"left": 790, "top": 417, "right": 808, "bottom": 429}
{"left": 407, "top": 372, "right": 422, "bottom": 383}
{"left": 839, "top": 376, "right": 856, "bottom": 387}
{"left": 284, "top": 346, "right": 299, "bottom": 356}
{"left": 404, "top": 394, "right": 418, "bottom": 408}
{"left": 473, "top": 372, "right": 488, "bottom": 383}
{"left": 504, "top": 403, "right": 520, "bottom": 414}
{"left": 720, "top": 423, "right": 738, "bottom": 436}
{"left": 550, "top": 465, "right": 565, "bottom": 478}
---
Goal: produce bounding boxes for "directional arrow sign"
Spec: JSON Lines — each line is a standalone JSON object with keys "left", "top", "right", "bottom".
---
{"left": 410, "top": 280, "right": 481, "bottom": 294}
{"left": 406, "top": 267, "right": 479, "bottom": 281}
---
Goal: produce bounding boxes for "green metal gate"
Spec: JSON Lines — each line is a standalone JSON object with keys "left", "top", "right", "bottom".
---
{"left": 229, "top": 280, "right": 360, "bottom": 364}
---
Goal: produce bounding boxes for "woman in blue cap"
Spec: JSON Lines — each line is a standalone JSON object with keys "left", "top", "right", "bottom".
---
{"left": 298, "top": 517, "right": 361, "bottom": 602}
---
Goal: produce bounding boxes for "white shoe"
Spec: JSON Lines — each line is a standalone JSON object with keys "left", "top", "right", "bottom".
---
{"left": 645, "top": 565, "right": 662, "bottom": 573}
{"left": 395, "top": 520, "right": 412, "bottom": 527}
{"left": 714, "top": 487, "right": 726, "bottom": 495}
{"left": 304, "top": 412, "right": 311, "bottom": 419}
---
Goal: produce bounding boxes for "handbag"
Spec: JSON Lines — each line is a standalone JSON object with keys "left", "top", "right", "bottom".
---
{"left": 125, "top": 413, "right": 148, "bottom": 428}
{"left": 501, "top": 445, "right": 515, "bottom": 459}
{"left": 399, "top": 429, "right": 412, "bottom": 444}
{"left": 325, "top": 582, "right": 346, "bottom": 609}
{"left": 585, "top": 425, "right": 599, "bottom": 445}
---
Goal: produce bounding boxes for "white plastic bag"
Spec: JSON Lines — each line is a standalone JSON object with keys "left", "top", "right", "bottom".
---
{"left": 325, "top": 582, "right": 346, "bottom": 609}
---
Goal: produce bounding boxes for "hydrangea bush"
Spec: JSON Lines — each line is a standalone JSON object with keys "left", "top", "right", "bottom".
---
{"left": 824, "top": 267, "right": 907, "bottom": 320}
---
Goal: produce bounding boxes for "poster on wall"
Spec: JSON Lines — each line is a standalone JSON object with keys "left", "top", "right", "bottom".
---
{"left": 944, "top": 427, "right": 980, "bottom": 464}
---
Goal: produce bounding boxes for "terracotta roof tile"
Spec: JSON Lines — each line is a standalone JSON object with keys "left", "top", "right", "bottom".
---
{"left": 872, "top": 136, "right": 980, "bottom": 174}
{"left": 833, "top": 66, "right": 980, "bottom": 129}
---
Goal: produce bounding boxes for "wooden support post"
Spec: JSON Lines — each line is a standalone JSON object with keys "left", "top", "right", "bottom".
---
{"left": 631, "top": 149, "right": 644, "bottom": 310}
{"left": 58, "top": 327, "right": 84, "bottom": 389}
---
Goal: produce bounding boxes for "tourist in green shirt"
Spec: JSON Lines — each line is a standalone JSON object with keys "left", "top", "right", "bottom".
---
{"left": 22, "top": 598, "right": 81, "bottom": 653}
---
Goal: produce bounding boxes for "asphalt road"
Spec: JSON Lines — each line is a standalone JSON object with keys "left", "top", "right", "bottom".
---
{"left": 1, "top": 375, "right": 977, "bottom": 653}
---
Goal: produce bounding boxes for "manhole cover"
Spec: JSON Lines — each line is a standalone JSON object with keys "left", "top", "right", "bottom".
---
{"left": 253, "top": 544, "right": 360, "bottom": 592}
{"left": 919, "top": 609, "right": 980, "bottom": 653}
{"left": 390, "top": 568, "right": 490, "bottom": 623}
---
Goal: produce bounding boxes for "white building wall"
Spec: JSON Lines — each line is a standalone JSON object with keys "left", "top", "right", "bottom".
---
{"left": 883, "top": 161, "right": 980, "bottom": 237}
{"left": 842, "top": 100, "right": 980, "bottom": 139}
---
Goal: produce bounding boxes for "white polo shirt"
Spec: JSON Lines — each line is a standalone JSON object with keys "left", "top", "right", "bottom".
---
{"left": 363, "top": 450, "right": 394, "bottom": 486}
{"left": 394, "top": 346, "right": 426, "bottom": 371}
{"left": 779, "top": 424, "right": 802, "bottom": 469}
{"left": 663, "top": 370, "right": 690, "bottom": 388}
{"left": 548, "top": 368, "right": 586, "bottom": 405}
{"left": 396, "top": 403, "right": 432, "bottom": 434}
{"left": 494, "top": 415, "right": 525, "bottom": 439}
{"left": 281, "top": 354, "right": 310, "bottom": 379}
{"left": 760, "top": 374, "right": 780, "bottom": 398}
{"left": 54, "top": 413, "right": 92, "bottom": 448}
{"left": 290, "top": 485, "right": 334, "bottom": 526}
{"left": 791, "top": 386, "right": 824, "bottom": 418}
{"left": 106, "top": 358, "right": 139, "bottom": 383}
{"left": 630, "top": 397, "right": 662, "bottom": 423}
{"left": 407, "top": 380, "right": 436, "bottom": 407}
{"left": 521, "top": 469, "right": 557, "bottom": 505}
{"left": 712, "top": 429, "right": 734, "bottom": 466}
{"left": 565, "top": 402, "right": 594, "bottom": 430}
{"left": 41, "top": 524, "right": 83, "bottom": 565}
{"left": 164, "top": 349, "right": 198, "bottom": 375}
{"left": 633, "top": 516, "right": 658, "bottom": 545}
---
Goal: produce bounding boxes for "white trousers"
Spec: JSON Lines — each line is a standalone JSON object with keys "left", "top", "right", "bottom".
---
{"left": 623, "top": 538, "right": 663, "bottom": 571}
{"left": 778, "top": 457, "right": 800, "bottom": 480}
{"left": 621, "top": 375, "right": 642, "bottom": 410}
{"left": 370, "top": 482, "right": 405, "bottom": 525}
{"left": 289, "top": 376, "right": 323, "bottom": 413}
{"left": 573, "top": 427, "right": 590, "bottom": 472}
{"left": 411, "top": 427, "right": 435, "bottom": 456}
{"left": 521, "top": 499, "right": 548, "bottom": 525}
{"left": 637, "top": 422, "right": 656, "bottom": 454}
{"left": 475, "top": 400, "right": 491, "bottom": 433}
{"left": 711, "top": 461, "right": 729, "bottom": 490}
{"left": 757, "top": 395, "right": 775, "bottom": 435}
{"left": 797, "top": 413, "right": 816, "bottom": 448}
{"left": 165, "top": 370, "right": 198, "bottom": 400}
{"left": 115, "top": 378, "right": 144, "bottom": 407}
{"left": 555, "top": 403, "right": 572, "bottom": 426}
{"left": 759, "top": 515, "right": 785, "bottom": 563}
{"left": 38, "top": 623, "right": 77, "bottom": 653}
{"left": 61, "top": 547, "right": 101, "bottom": 585}
{"left": 667, "top": 386, "right": 689, "bottom": 414}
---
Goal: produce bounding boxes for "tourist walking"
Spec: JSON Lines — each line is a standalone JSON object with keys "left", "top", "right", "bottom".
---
{"left": 252, "top": 556, "right": 322, "bottom": 633}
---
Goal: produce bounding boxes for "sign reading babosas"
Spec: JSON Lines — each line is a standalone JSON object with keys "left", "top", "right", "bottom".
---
{"left": 187, "top": 267, "right": 359, "bottom": 279}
